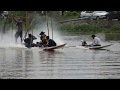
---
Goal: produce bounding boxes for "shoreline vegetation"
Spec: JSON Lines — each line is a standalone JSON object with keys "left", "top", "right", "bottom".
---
{"left": 59, "top": 22, "right": 120, "bottom": 35}
{"left": 0, "top": 11, "right": 120, "bottom": 35}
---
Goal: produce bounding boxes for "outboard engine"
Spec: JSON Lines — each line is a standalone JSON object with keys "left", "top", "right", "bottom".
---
{"left": 81, "top": 40, "right": 87, "bottom": 46}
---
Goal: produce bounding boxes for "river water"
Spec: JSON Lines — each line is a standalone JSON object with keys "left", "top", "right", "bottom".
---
{"left": 0, "top": 33, "right": 120, "bottom": 79}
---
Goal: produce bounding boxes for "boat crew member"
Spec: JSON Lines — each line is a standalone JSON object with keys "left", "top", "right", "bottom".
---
{"left": 12, "top": 17, "right": 23, "bottom": 43}
{"left": 24, "top": 34, "right": 37, "bottom": 48}
{"left": 45, "top": 36, "right": 57, "bottom": 47}
{"left": 90, "top": 35, "right": 101, "bottom": 46}
{"left": 39, "top": 31, "right": 47, "bottom": 47}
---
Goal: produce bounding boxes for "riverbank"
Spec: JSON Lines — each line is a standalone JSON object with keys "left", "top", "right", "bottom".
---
{"left": 1, "top": 12, "right": 120, "bottom": 35}
{"left": 58, "top": 19, "right": 120, "bottom": 34}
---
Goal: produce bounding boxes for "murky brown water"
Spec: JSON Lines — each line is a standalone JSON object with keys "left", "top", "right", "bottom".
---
{"left": 0, "top": 34, "right": 120, "bottom": 79}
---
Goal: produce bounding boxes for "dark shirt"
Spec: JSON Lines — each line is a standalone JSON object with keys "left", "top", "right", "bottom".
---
{"left": 24, "top": 35, "right": 37, "bottom": 45}
{"left": 24, "top": 38, "right": 31, "bottom": 45}
{"left": 47, "top": 39, "right": 56, "bottom": 47}
{"left": 16, "top": 21, "right": 23, "bottom": 31}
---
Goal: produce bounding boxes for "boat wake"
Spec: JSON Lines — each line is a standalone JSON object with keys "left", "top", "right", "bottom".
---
{"left": 0, "top": 43, "right": 26, "bottom": 49}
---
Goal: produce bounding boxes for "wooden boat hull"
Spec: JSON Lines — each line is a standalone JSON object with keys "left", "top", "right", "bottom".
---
{"left": 76, "top": 44, "right": 113, "bottom": 50}
{"left": 89, "top": 44, "right": 113, "bottom": 49}
{"left": 43, "top": 43, "right": 66, "bottom": 51}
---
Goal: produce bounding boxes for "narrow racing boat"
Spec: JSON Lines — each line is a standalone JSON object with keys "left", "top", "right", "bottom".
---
{"left": 43, "top": 43, "right": 66, "bottom": 51}
{"left": 76, "top": 44, "right": 113, "bottom": 50}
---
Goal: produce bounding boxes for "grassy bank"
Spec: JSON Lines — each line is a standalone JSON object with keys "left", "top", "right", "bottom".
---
{"left": 59, "top": 24, "right": 120, "bottom": 35}
{"left": 1, "top": 11, "right": 120, "bottom": 35}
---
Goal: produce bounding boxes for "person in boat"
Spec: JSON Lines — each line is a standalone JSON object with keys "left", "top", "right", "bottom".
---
{"left": 90, "top": 35, "right": 101, "bottom": 46}
{"left": 12, "top": 17, "right": 23, "bottom": 43}
{"left": 38, "top": 31, "right": 47, "bottom": 47}
{"left": 24, "top": 34, "right": 37, "bottom": 48}
{"left": 45, "top": 36, "right": 57, "bottom": 47}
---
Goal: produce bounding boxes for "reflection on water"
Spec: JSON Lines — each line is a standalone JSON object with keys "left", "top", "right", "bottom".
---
{"left": 0, "top": 34, "right": 120, "bottom": 79}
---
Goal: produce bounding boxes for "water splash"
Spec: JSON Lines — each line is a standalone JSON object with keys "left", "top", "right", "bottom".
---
{"left": 0, "top": 29, "right": 25, "bottom": 48}
{"left": 0, "top": 19, "right": 65, "bottom": 48}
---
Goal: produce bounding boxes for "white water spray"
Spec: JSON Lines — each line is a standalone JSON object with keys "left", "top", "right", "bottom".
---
{"left": 0, "top": 29, "right": 25, "bottom": 48}
{"left": 0, "top": 19, "right": 65, "bottom": 48}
